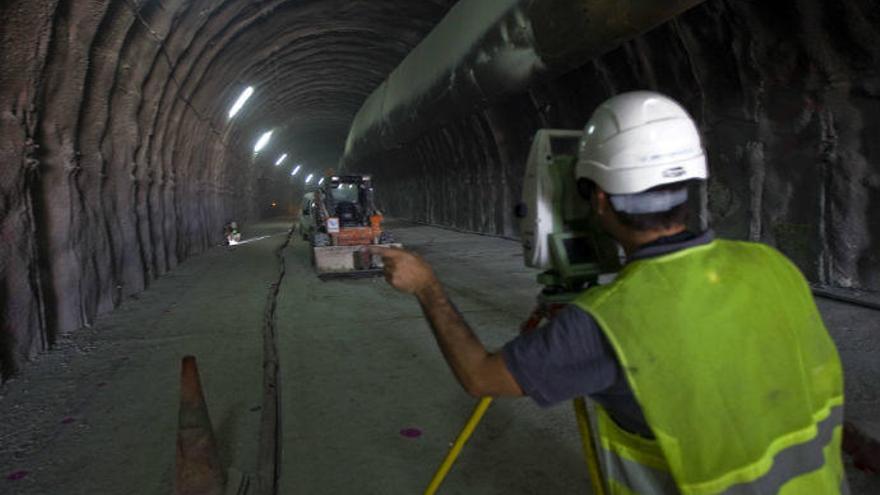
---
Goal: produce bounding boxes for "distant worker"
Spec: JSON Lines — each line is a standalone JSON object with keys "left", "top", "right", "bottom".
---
{"left": 370, "top": 91, "right": 846, "bottom": 494}
{"left": 225, "top": 221, "right": 241, "bottom": 245}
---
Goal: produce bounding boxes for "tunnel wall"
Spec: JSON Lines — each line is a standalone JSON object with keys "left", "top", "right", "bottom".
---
{"left": 357, "top": 0, "right": 880, "bottom": 292}
{"left": 0, "top": 0, "right": 260, "bottom": 379}
{"left": 0, "top": 0, "right": 457, "bottom": 380}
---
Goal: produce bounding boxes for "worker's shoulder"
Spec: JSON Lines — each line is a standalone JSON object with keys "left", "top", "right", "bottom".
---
{"left": 712, "top": 238, "right": 810, "bottom": 282}
{"left": 713, "top": 237, "right": 797, "bottom": 263}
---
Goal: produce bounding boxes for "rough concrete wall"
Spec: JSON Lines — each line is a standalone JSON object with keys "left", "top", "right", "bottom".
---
{"left": 0, "top": 0, "right": 253, "bottom": 379}
{"left": 0, "top": 0, "right": 57, "bottom": 379}
{"left": 0, "top": 0, "right": 456, "bottom": 379}
{"left": 359, "top": 0, "right": 880, "bottom": 291}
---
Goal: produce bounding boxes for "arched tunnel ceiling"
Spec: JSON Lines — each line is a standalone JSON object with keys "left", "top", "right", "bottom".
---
{"left": 165, "top": 0, "right": 459, "bottom": 168}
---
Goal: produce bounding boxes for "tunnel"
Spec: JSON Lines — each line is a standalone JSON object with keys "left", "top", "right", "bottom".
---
{"left": 0, "top": 0, "right": 879, "bottom": 493}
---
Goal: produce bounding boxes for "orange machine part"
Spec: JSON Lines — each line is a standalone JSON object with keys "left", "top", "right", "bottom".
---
{"left": 334, "top": 227, "right": 376, "bottom": 246}
{"left": 370, "top": 214, "right": 383, "bottom": 238}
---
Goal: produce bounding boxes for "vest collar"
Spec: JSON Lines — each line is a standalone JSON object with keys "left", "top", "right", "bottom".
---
{"left": 627, "top": 229, "right": 715, "bottom": 264}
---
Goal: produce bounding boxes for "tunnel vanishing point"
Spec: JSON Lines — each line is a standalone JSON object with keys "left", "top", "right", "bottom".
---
{"left": 0, "top": 0, "right": 879, "bottom": 493}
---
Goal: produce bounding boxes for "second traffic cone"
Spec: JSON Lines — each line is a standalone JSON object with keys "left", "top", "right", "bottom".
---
{"left": 175, "top": 355, "right": 226, "bottom": 495}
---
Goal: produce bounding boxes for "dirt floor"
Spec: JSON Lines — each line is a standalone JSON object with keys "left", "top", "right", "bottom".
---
{"left": 1, "top": 219, "right": 877, "bottom": 494}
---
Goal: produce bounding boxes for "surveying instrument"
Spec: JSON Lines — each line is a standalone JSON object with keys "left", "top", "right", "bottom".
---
{"left": 423, "top": 130, "right": 622, "bottom": 494}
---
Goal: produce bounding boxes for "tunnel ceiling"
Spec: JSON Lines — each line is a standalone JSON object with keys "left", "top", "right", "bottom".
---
{"left": 212, "top": 0, "right": 458, "bottom": 166}
{"left": 175, "top": 0, "right": 458, "bottom": 167}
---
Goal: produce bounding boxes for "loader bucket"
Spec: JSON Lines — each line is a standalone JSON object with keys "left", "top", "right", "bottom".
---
{"left": 313, "top": 243, "right": 402, "bottom": 279}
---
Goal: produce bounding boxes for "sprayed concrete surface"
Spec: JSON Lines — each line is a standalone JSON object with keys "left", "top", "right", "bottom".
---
{"left": 5, "top": 0, "right": 880, "bottom": 383}
{"left": 1, "top": 219, "right": 877, "bottom": 494}
{"left": 0, "top": 221, "right": 292, "bottom": 494}
{"left": 0, "top": 0, "right": 458, "bottom": 381}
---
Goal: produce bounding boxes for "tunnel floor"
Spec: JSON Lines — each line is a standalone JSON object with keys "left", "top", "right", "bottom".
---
{"left": 1, "top": 220, "right": 878, "bottom": 494}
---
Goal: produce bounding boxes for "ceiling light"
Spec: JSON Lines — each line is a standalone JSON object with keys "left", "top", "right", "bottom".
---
{"left": 254, "top": 130, "right": 273, "bottom": 153}
{"left": 291, "top": 165, "right": 302, "bottom": 176}
{"left": 275, "top": 153, "right": 288, "bottom": 166}
{"left": 318, "top": 177, "right": 325, "bottom": 185}
{"left": 305, "top": 173, "right": 314, "bottom": 184}
{"left": 228, "top": 86, "right": 254, "bottom": 119}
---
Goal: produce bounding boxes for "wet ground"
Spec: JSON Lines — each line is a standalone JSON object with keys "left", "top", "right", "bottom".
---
{"left": 1, "top": 219, "right": 877, "bottom": 494}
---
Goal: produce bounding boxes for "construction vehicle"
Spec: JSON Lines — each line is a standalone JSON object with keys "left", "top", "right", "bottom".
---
{"left": 300, "top": 174, "right": 400, "bottom": 278}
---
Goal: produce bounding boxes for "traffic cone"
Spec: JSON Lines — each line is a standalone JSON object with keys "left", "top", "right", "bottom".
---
{"left": 175, "top": 356, "right": 226, "bottom": 495}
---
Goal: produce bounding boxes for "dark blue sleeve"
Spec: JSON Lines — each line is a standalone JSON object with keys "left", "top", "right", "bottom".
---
{"left": 501, "top": 305, "right": 621, "bottom": 407}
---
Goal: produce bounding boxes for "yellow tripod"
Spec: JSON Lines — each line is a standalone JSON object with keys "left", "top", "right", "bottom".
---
{"left": 423, "top": 303, "right": 607, "bottom": 495}
{"left": 423, "top": 396, "right": 606, "bottom": 495}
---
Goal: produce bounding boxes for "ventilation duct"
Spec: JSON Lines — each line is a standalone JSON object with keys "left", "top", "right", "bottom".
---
{"left": 341, "top": 0, "right": 705, "bottom": 167}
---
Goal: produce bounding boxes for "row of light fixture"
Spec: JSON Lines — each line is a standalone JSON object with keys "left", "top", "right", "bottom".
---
{"left": 227, "top": 85, "right": 318, "bottom": 186}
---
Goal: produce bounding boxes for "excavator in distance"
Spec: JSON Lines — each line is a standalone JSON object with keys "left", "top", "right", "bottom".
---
{"left": 298, "top": 174, "right": 400, "bottom": 279}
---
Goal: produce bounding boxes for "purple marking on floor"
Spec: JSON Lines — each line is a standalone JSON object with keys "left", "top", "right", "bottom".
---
{"left": 6, "top": 470, "right": 28, "bottom": 481}
{"left": 400, "top": 427, "right": 422, "bottom": 438}
{"left": 61, "top": 417, "right": 75, "bottom": 424}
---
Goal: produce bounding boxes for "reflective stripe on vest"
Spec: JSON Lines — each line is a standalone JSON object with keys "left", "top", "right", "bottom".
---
{"left": 598, "top": 402, "right": 846, "bottom": 495}
{"left": 600, "top": 406, "right": 849, "bottom": 495}
{"left": 719, "top": 402, "right": 846, "bottom": 495}
{"left": 574, "top": 240, "right": 846, "bottom": 494}
{"left": 597, "top": 405, "right": 677, "bottom": 494}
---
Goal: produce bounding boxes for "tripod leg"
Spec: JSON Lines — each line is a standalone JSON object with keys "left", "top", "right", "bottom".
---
{"left": 424, "top": 397, "right": 494, "bottom": 495}
{"left": 573, "top": 397, "right": 607, "bottom": 495}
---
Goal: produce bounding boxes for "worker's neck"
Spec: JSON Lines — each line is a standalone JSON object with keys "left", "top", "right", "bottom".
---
{"left": 617, "top": 224, "right": 687, "bottom": 256}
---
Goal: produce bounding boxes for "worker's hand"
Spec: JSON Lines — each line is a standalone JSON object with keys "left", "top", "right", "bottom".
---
{"left": 367, "top": 246, "right": 439, "bottom": 297}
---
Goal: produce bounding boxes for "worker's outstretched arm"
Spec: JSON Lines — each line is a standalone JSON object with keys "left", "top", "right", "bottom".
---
{"left": 368, "top": 246, "right": 523, "bottom": 398}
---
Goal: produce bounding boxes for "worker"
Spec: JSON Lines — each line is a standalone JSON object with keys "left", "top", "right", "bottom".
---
{"left": 225, "top": 221, "right": 241, "bottom": 245}
{"left": 369, "top": 91, "right": 846, "bottom": 494}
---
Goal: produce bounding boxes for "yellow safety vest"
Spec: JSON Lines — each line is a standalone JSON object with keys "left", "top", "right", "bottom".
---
{"left": 573, "top": 239, "right": 846, "bottom": 494}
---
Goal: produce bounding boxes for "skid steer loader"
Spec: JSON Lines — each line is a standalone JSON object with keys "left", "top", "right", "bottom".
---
{"left": 300, "top": 174, "right": 400, "bottom": 279}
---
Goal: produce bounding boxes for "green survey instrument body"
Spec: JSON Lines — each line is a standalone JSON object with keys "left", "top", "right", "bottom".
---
{"left": 517, "top": 129, "right": 621, "bottom": 301}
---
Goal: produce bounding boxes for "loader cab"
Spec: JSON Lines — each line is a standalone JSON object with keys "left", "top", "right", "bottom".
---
{"left": 323, "top": 175, "right": 376, "bottom": 227}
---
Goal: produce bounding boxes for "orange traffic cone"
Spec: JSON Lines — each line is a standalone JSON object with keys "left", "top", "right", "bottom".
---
{"left": 175, "top": 356, "right": 226, "bottom": 495}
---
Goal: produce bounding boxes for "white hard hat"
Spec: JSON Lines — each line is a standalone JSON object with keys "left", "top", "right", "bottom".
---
{"left": 575, "top": 91, "right": 707, "bottom": 195}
